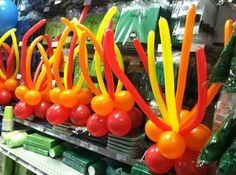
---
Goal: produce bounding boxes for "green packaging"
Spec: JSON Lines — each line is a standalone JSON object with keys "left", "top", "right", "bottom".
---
{"left": 198, "top": 110, "right": 236, "bottom": 166}
{"left": 24, "top": 144, "right": 49, "bottom": 156}
{"left": 26, "top": 133, "right": 58, "bottom": 149}
{"left": 49, "top": 144, "right": 64, "bottom": 158}
{"left": 0, "top": 152, "right": 13, "bottom": 175}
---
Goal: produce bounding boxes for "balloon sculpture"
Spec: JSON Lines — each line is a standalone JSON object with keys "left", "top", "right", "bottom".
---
{"left": 0, "top": 28, "right": 19, "bottom": 105}
{"left": 74, "top": 7, "right": 143, "bottom": 137}
{"left": 101, "top": 5, "right": 222, "bottom": 175}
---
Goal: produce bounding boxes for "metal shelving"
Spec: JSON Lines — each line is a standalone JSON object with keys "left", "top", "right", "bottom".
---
{"left": 0, "top": 143, "right": 83, "bottom": 175}
{"left": 14, "top": 118, "right": 142, "bottom": 166}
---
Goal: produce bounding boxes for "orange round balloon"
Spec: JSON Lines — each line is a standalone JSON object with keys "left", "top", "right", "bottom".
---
{"left": 184, "top": 124, "right": 212, "bottom": 151}
{"left": 15, "top": 85, "right": 29, "bottom": 101}
{"left": 59, "top": 90, "right": 78, "bottom": 108}
{"left": 4, "top": 78, "right": 18, "bottom": 91}
{"left": 0, "top": 80, "right": 4, "bottom": 91}
{"left": 114, "top": 90, "right": 134, "bottom": 112}
{"left": 91, "top": 95, "right": 114, "bottom": 116}
{"left": 77, "top": 88, "right": 93, "bottom": 105}
{"left": 145, "top": 120, "right": 163, "bottom": 142}
{"left": 49, "top": 87, "right": 61, "bottom": 104}
{"left": 158, "top": 131, "right": 186, "bottom": 159}
{"left": 24, "top": 90, "right": 42, "bottom": 106}
{"left": 180, "top": 109, "right": 190, "bottom": 122}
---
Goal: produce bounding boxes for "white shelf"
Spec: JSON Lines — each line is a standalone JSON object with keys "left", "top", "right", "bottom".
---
{"left": 0, "top": 143, "right": 83, "bottom": 175}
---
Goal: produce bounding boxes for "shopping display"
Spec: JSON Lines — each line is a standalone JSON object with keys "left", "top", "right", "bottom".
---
{"left": 0, "top": 0, "right": 235, "bottom": 175}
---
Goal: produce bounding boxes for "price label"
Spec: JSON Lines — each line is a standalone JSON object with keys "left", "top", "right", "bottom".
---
{"left": 24, "top": 120, "right": 29, "bottom": 125}
{"left": 37, "top": 126, "right": 45, "bottom": 133}
{"left": 52, "top": 42, "right": 58, "bottom": 48}
{"left": 89, "top": 144, "right": 98, "bottom": 151}
{"left": 16, "top": 74, "right": 22, "bottom": 80}
{"left": 19, "top": 41, "right": 22, "bottom": 47}
{"left": 116, "top": 154, "right": 126, "bottom": 162}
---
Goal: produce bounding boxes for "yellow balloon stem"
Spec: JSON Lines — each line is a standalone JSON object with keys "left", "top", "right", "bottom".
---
{"left": 94, "top": 6, "right": 117, "bottom": 96}
{"left": 159, "top": 17, "right": 179, "bottom": 132}
{"left": 147, "top": 31, "right": 171, "bottom": 126}
{"left": 0, "top": 29, "right": 18, "bottom": 80}
{"left": 114, "top": 44, "right": 124, "bottom": 93}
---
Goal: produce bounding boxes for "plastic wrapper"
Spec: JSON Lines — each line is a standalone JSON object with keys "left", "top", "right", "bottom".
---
{"left": 2, "top": 131, "right": 27, "bottom": 148}
{"left": 224, "top": 57, "right": 236, "bottom": 92}
{"left": 217, "top": 137, "right": 236, "bottom": 175}
{"left": 198, "top": 110, "right": 236, "bottom": 166}
{"left": 210, "top": 33, "right": 236, "bottom": 83}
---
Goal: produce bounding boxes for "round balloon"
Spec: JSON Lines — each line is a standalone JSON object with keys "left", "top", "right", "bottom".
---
{"left": 87, "top": 113, "right": 109, "bottom": 137}
{"left": 70, "top": 104, "right": 91, "bottom": 126}
{"left": 114, "top": 90, "right": 135, "bottom": 112}
{"left": 145, "top": 119, "right": 163, "bottom": 142}
{"left": 145, "top": 144, "right": 174, "bottom": 174}
{"left": 59, "top": 90, "right": 78, "bottom": 108}
{"left": 14, "top": 101, "right": 33, "bottom": 119}
{"left": 158, "top": 131, "right": 186, "bottom": 159}
{"left": 77, "top": 88, "right": 93, "bottom": 105}
{"left": 49, "top": 87, "right": 61, "bottom": 104}
{"left": 24, "top": 90, "right": 42, "bottom": 106}
{"left": 0, "top": 80, "right": 4, "bottom": 91}
{"left": 128, "top": 107, "right": 143, "bottom": 129}
{"left": 34, "top": 101, "right": 52, "bottom": 119}
{"left": 4, "top": 78, "right": 18, "bottom": 91}
{"left": 91, "top": 95, "right": 114, "bottom": 116}
{"left": 107, "top": 110, "right": 132, "bottom": 137}
{"left": 175, "top": 149, "right": 207, "bottom": 175}
{"left": 46, "top": 104, "right": 69, "bottom": 125}
{"left": 15, "top": 85, "right": 28, "bottom": 101}
{"left": 0, "top": 0, "right": 18, "bottom": 36}
{"left": 184, "top": 124, "right": 212, "bottom": 151}
{"left": 0, "top": 89, "right": 12, "bottom": 105}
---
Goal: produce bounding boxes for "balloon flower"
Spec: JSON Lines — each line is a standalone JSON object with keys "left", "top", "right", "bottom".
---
{"left": 102, "top": 5, "right": 222, "bottom": 175}
{"left": 45, "top": 6, "right": 93, "bottom": 125}
{"left": 14, "top": 19, "right": 56, "bottom": 120}
{"left": 0, "top": 28, "right": 19, "bottom": 105}
{"left": 61, "top": 6, "right": 144, "bottom": 137}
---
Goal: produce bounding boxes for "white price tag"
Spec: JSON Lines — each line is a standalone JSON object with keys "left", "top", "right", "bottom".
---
{"left": 54, "top": 0, "right": 61, "bottom": 5}
{"left": 24, "top": 120, "right": 29, "bottom": 125}
{"left": 116, "top": 154, "right": 126, "bottom": 162}
{"left": 16, "top": 74, "right": 22, "bottom": 80}
{"left": 37, "top": 126, "right": 45, "bottom": 132}
{"left": 19, "top": 41, "right": 22, "bottom": 47}
{"left": 52, "top": 42, "right": 58, "bottom": 48}
{"left": 89, "top": 144, "right": 98, "bottom": 151}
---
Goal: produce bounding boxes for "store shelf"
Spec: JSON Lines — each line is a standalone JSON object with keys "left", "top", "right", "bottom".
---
{"left": 15, "top": 118, "right": 142, "bottom": 166}
{"left": 0, "top": 143, "right": 83, "bottom": 175}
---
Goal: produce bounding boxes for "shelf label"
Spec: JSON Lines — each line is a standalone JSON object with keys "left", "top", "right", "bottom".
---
{"left": 54, "top": 0, "right": 61, "bottom": 5}
{"left": 116, "top": 154, "right": 127, "bottom": 162}
{"left": 89, "top": 144, "right": 98, "bottom": 152}
{"left": 37, "top": 126, "right": 45, "bottom": 133}
{"left": 24, "top": 120, "right": 29, "bottom": 125}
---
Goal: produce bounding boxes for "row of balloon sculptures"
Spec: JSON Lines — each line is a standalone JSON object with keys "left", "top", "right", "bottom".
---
{"left": 0, "top": 5, "right": 226, "bottom": 175}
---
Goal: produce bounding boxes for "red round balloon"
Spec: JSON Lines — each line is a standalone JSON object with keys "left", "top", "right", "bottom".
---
{"left": 34, "top": 101, "right": 52, "bottom": 119}
{"left": 0, "top": 90, "right": 12, "bottom": 105}
{"left": 145, "top": 144, "right": 174, "bottom": 174}
{"left": 175, "top": 149, "right": 207, "bottom": 175}
{"left": 70, "top": 104, "right": 91, "bottom": 126}
{"left": 46, "top": 104, "right": 69, "bottom": 125}
{"left": 107, "top": 110, "right": 132, "bottom": 137}
{"left": 14, "top": 101, "right": 33, "bottom": 119}
{"left": 87, "top": 113, "right": 109, "bottom": 137}
{"left": 127, "top": 107, "right": 143, "bottom": 129}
